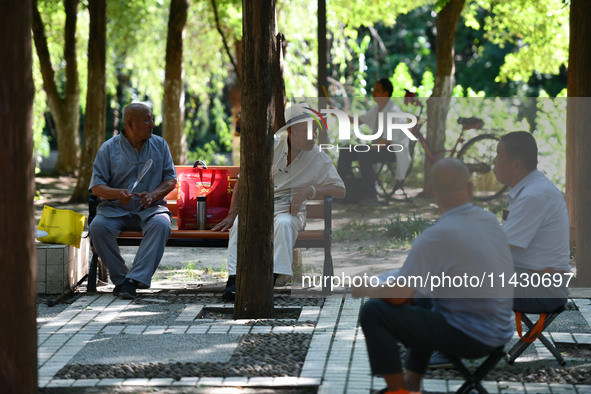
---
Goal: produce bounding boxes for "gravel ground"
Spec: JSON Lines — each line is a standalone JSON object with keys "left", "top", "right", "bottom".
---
{"left": 56, "top": 333, "right": 313, "bottom": 380}
{"left": 105, "top": 294, "right": 322, "bottom": 326}
{"left": 67, "top": 334, "right": 241, "bottom": 365}
{"left": 37, "top": 293, "right": 83, "bottom": 328}
{"left": 404, "top": 341, "right": 591, "bottom": 386}
{"left": 427, "top": 363, "right": 591, "bottom": 386}
{"left": 40, "top": 387, "right": 316, "bottom": 393}
{"left": 38, "top": 291, "right": 591, "bottom": 388}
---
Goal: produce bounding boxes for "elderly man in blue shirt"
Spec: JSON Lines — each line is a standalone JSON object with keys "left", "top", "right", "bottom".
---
{"left": 89, "top": 102, "right": 177, "bottom": 299}
{"left": 355, "top": 158, "right": 514, "bottom": 394}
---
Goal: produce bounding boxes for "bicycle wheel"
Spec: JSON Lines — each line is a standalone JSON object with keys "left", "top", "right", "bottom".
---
{"left": 456, "top": 134, "right": 508, "bottom": 201}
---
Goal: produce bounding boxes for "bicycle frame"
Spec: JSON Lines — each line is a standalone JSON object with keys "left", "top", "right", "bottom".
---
{"left": 404, "top": 91, "right": 481, "bottom": 163}
{"left": 401, "top": 91, "right": 507, "bottom": 201}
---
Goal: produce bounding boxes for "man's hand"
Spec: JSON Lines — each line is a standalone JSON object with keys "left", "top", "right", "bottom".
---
{"left": 119, "top": 189, "right": 133, "bottom": 205}
{"left": 134, "top": 191, "right": 153, "bottom": 208}
{"left": 211, "top": 210, "right": 238, "bottom": 232}
{"left": 290, "top": 187, "right": 312, "bottom": 215}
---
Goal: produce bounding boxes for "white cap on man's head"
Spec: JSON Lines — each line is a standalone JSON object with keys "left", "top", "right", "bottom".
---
{"left": 281, "top": 103, "right": 326, "bottom": 135}
{"left": 284, "top": 103, "right": 313, "bottom": 125}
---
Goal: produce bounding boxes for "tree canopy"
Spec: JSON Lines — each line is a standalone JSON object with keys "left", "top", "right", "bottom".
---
{"left": 32, "top": 0, "right": 570, "bottom": 172}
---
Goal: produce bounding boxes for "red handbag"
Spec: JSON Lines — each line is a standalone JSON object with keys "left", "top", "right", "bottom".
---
{"left": 177, "top": 162, "right": 232, "bottom": 230}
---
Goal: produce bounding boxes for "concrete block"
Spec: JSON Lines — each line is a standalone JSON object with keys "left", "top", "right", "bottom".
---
{"left": 46, "top": 245, "right": 65, "bottom": 266}
{"left": 37, "top": 246, "right": 47, "bottom": 274}
{"left": 36, "top": 234, "right": 89, "bottom": 294}
{"left": 46, "top": 263, "right": 64, "bottom": 282}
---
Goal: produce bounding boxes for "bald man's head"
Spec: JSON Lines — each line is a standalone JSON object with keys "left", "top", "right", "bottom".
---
{"left": 121, "top": 102, "right": 154, "bottom": 147}
{"left": 429, "top": 158, "right": 473, "bottom": 211}
{"left": 123, "top": 102, "right": 151, "bottom": 124}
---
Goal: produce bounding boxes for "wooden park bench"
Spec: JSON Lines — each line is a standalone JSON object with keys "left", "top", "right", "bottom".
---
{"left": 87, "top": 165, "right": 335, "bottom": 292}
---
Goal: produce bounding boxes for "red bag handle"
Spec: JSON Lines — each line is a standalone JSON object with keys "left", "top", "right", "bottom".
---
{"left": 193, "top": 159, "right": 207, "bottom": 169}
{"left": 193, "top": 160, "right": 216, "bottom": 192}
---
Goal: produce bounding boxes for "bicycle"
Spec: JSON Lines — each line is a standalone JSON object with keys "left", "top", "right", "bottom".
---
{"left": 375, "top": 91, "right": 508, "bottom": 202}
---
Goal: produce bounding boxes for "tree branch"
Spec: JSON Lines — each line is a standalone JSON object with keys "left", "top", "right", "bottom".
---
{"left": 210, "top": 0, "right": 241, "bottom": 84}
{"left": 63, "top": 0, "right": 80, "bottom": 100}
{"left": 31, "top": 0, "right": 60, "bottom": 107}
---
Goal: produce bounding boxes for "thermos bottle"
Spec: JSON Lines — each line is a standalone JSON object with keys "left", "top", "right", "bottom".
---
{"left": 197, "top": 196, "right": 207, "bottom": 230}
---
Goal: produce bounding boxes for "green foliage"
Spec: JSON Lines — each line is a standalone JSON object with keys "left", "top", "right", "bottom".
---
{"left": 185, "top": 0, "right": 237, "bottom": 92}
{"left": 185, "top": 74, "right": 232, "bottom": 165}
{"left": 384, "top": 214, "right": 432, "bottom": 241}
{"left": 333, "top": 219, "right": 378, "bottom": 242}
{"left": 329, "top": 0, "right": 433, "bottom": 28}
{"left": 469, "top": 0, "right": 569, "bottom": 84}
{"left": 279, "top": 0, "right": 320, "bottom": 97}
{"left": 107, "top": 0, "right": 167, "bottom": 121}
{"left": 338, "top": 1, "right": 567, "bottom": 99}
{"left": 32, "top": 0, "right": 569, "bottom": 171}
{"left": 32, "top": 58, "right": 50, "bottom": 172}
{"left": 534, "top": 97, "right": 567, "bottom": 189}
{"left": 32, "top": 0, "right": 89, "bottom": 163}
{"left": 36, "top": 0, "right": 89, "bottom": 109}
{"left": 390, "top": 63, "right": 414, "bottom": 97}
{"left": 326, "top": 2, "right": 436, "bottom": 99}
{"left": 366, "top": 6, "right": 437, "bottom": 88}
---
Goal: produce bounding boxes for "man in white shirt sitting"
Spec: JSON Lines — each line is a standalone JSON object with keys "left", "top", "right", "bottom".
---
{"left": 493, "top": 131, "right": 570, "bottom": 313}
{"left": 212, "top": 105, "right": 346, "bottom": 301}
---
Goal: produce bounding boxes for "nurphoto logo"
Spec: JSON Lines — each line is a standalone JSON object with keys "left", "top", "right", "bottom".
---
{"left": 293, "top": 106, "right": 418, "bottom": 153}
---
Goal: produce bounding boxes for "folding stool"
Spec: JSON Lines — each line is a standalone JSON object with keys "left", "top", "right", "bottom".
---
{"left": 507, "top": 305, "right": 566, "bottom": 366}
{"left": 446, "top": 346, "right": 506, "bottom": 394}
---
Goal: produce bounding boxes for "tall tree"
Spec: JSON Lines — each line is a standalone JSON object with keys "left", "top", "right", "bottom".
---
{"left": 0, "top": 1, "right": 37, "bottom": 392}
{"left": 317, "top": 0, "right": 328, "bottom": 144}
{"left": 163, "top": 0, "right": 189, "bottom": 164}
{"left": 235, "top": 0, "right": 277, "bottom": 319}
{"left": 567, "top": 0, "right": 591, "bottom": 286}
{"left": 32, "top": 0, "right": 81, "bottom": 174}
{"left": 70, "top": 0, "right": 106, "bottom": 202}
{"left": 424, "top": 0, "right": 465, "bottom": 188}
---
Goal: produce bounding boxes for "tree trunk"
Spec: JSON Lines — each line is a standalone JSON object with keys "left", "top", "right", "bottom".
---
{"left": 31, "top": 0, "right": 81, "bottom": 174}
{"left": 70, "top": 0, "right": 107, "bottom": 203}
{"left": 317, "top": 0, "right": 328, "bottom": 144}
{"left": 235, "top": 0, "right": 277, "bottom": 319}
{"left": 163, "top": 0, "right": 189, "bottom": 165}
{"left": 568, "top": 0, "right": 591, "bottom": 286}
{"left": 423, "top": 0, "right": 465, "bottom": 189}
{"left": 229, "top": 40, "right": 243, "bottom": 165}
{"left": 0, "top": 1, "right": 37, "bottom": 392}
{"left": 274, "top": 33, "right": 287, "bottom": 131}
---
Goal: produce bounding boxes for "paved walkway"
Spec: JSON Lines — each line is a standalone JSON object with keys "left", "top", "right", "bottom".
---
{"left": 37, "top": 291, "right": 591, "bottom": 393}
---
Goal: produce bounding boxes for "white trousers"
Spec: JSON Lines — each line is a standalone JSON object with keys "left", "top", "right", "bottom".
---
{"left": 227, "top": 202, "right": 305, "bottom": 276}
